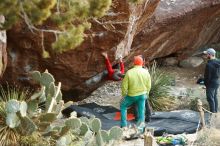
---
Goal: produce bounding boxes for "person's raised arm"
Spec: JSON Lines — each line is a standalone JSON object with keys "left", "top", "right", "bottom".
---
{"left": 102, "top": 52, "right": 114, "bottom": 74}
{"left": 119, "top": 56, "right": 125, "bottom": 74}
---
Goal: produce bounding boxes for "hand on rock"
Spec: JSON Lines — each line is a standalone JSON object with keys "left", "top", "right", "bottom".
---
{"left": 119, "top": 55, "right": 123, "bottom": 62}
{"left": 101, "top": 52, "right": 108, "bottom": 59}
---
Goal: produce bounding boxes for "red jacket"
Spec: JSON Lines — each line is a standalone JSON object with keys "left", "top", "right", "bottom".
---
{"left": 105, "top": 57, "right": 124, "bottom": 81}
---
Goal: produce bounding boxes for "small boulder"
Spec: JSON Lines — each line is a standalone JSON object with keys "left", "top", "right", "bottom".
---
{"left": 163, "top": 57, "right": 179, "bottom": 66}
{"left": 179, "top": 57, "right": 204, "bottom": 68}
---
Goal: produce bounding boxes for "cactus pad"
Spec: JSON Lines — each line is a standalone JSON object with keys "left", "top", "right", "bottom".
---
{"left": 65, "top": 118, "right": 82, "bottom": 129}
{"left": 80, "top": 123, "right": 89, "bottom": 136}
{"left": 27, "top": 99, "right": 38, "bottom": 114}
{"left": 6, "top": 113, "right": 21, "bottom": 128}
{"left": 41, "top": 72, "right": 55, "bottom": 87}
{"left": 101, "top": 130, "right": 110, "bottom": 143}
{"left": 95, "top": 131, "right": 104, "bottom": 146}
{"left": 39, "top": 113, "right": 57, "bottom": 122}
{"left": 19, "top": 116, "right": 37, "bottom": 135}
{"left": 91, "top": 118, "right": 101, "bottom": 132}
{"left": 5, "top": 99, "right": 20, "bottom": 113}
{"left": 31, "top": 71, "right": 41, "bottom": 83}
{"left": 20, "top": 101, "right": 27, "bottom": 117}
{"left": 109, "top": 126, "right": 123, "bottom": 140}
{"left": 80, "top": 117, "right": 90, "bottom": 125}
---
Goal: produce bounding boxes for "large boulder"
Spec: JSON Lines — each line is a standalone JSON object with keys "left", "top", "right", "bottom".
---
{"left": 163, "top": 57, "right": 179, "bottom": 66}
{"left": 131, "top": 0, "right": 220, "bottom": 61}
{"left": 2, "top": 0, "right": 220, "bottom": 99}
{"left": 179, "top": 57, "right": 204, "bottom": 68}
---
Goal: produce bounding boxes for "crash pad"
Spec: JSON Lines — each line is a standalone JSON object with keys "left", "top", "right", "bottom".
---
{"left": 62, "top": 102, "right": 209, "bottom": 135}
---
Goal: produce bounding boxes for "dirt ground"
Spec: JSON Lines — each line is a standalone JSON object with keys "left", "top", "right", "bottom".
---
{"left": 80, "top": 65, "right": 207, "bottom": 108}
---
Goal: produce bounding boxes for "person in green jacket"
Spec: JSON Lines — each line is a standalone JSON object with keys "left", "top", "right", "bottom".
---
{"left": 120, "top": 55, "right": 151, "bottom": 131}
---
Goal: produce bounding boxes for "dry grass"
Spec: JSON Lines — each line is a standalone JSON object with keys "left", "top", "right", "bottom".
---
{"left": 195, "top": 113, "right": 220, "bottom": 146}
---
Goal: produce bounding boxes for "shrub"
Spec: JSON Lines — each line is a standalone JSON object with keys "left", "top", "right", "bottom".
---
{"left": 0, "top": 86, "right": 30, "bottom": 145}
{"left": 148, "top": 61, "right": 176, "bottom": 111}
{"left": 0, "top": 0, "right": 112, "bottom": 53}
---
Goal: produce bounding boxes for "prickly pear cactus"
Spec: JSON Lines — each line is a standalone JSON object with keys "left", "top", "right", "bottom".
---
{"left": 60, "top": 126, "right": 70, "bottom": 136}
{"left": 48, "top": 82, "right": 56, "bottom": 97}
{"left": 5, "top": 99, "right": 20, "bottom": 113}
{"left": 80, "top": 117, "right": 90, "bottom": 125}
{"left": 39, "top": 113, "right": 57, "bottom": 122}
{"left": 91, "top": 118, "right": 101, "bottom": 132}
{"left": 80, "top": 123, "right": 89, "bottom": 136}
{"left": 65, "top": 118, "right": 82, "bottom": 129}
{"left": 30, "top": 87, "right": 45, "bottom": 100}
{"left": 96, "top": 131, "right": 104, "bottom": 146}
{"left": 19, "top": 116, "right": 38, "bottom": 135}
{"left": 101, "top": 130, "right": 110, "bottom": 143}
{"left": 27, "top": 99, "right": 38, "bottom": 116}
{"left": 30, "top": 70, "right": 63, "bottom": 113}
{"left": 1, "top": 70, "right": 123, "bottom": 146}
{"left": 31, "top": 71, "right": 41, "bottom": 83}
{"left": 84, "top": 117, "right": 122, "bottom": 146}
{"left": 109, "top": 126, "right": 123, "bottom": 140}
{"left": 40, "top": 72, "right": 55, "bottom": 87}
{"left": 20, "top": 101, "right": 27, "bottom": 117}
{"left": 6, "top": 113, "right": 20, "bottom": 128}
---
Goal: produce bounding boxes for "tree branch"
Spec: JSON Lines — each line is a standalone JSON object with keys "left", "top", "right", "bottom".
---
{"left": 41, "top": 31, "right": 45, "bottom": 51}
{"left": 57, "top": 0, "right": 61, "bottom": 14}
{"left": 19, "top": 2, "right": 66, "bottom": 34}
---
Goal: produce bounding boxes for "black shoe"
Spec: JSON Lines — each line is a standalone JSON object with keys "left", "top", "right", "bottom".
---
{"left": 145, "top": 117, "right": 151, "bottom": 123}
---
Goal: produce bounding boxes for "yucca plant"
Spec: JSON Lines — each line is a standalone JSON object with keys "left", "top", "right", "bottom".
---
{"left": 0, "top": 85, "right": 30, "bottom": 146}
{"left": 148, "top": 61, "right": 175, "bottom": 111}
{"left": 0, "top": 85, "right": 30, "bottom": 102}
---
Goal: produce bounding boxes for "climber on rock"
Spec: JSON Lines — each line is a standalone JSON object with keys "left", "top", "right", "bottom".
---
{"left": 101, "top": 52, "right": 125, "bottom": 81}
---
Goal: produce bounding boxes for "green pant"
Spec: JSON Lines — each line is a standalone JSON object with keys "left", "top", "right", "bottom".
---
{"left": 120, "top": 94, "right": 146, "bottom": 127}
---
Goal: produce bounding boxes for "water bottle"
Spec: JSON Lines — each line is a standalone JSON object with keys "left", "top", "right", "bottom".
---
{"left": 172, "top": 139, "right": 181, "bottom": 145}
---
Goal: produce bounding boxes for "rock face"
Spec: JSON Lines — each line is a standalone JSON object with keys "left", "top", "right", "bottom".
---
{"left": 2, "top": 0, "right": 220, "bottom": 99}
{"left": 131, "top": 0, "right": 220, "bottom": 61}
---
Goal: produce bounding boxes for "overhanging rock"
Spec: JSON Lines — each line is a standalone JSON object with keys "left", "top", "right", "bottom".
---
{"left": 2, "top": 0, "right": 220, "bottom": 99}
